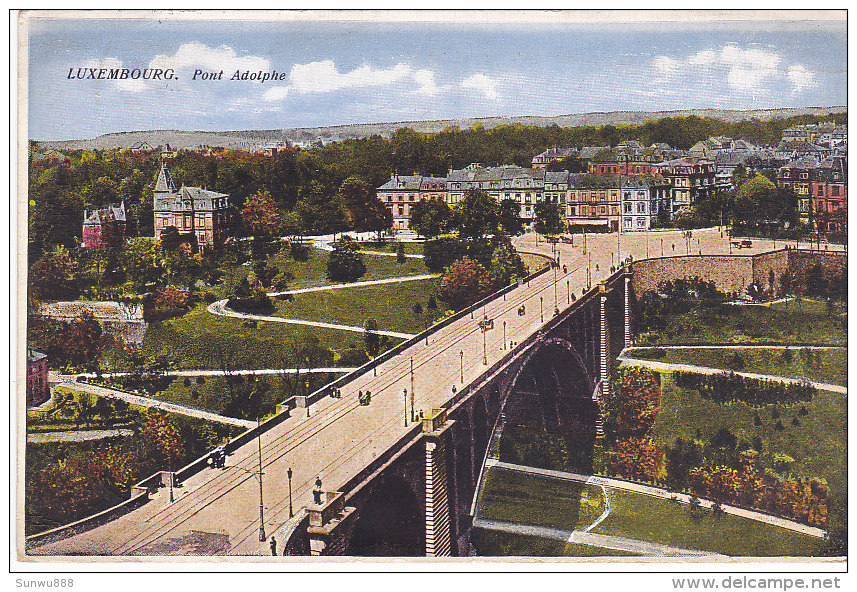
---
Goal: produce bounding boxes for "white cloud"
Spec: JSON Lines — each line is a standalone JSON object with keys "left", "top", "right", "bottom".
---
{"left": 461, "top": 73, "right": 500, "bottom": 101}
{"left": 149, "top": 42, "right": 270, "bottom": 77}
{"left": 260, "top": 60, "right": 446, "bottom": 102}
{"left": 787, "top": 64, "right": 818, "bottom": 92}
{"left": 263, "top": 86, "right": 290, "bottom": 102}
{"left": 413, "top": 69, "right": 443, "bottom": 96}
{"left": 652, "top": 55, "right": 680, "bottom": 75}
{"left": 649, "top": 44, "right": 820, "bottom": 95}
{"left": 84, "top": 57, "right": 147, "bottom": 92}
{"left": 288, "top": 60, "right": 411, "bottom": 93}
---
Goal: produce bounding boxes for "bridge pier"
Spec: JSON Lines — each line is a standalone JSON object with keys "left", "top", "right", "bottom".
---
{"left": 624, "top": 269, "right": 632, "bottom": 349}
{"left": 306, "top": 487, "right": 356, "bottom": 556}
{"left": 598, "top": 283, "right": 610, "bottom": 403}
{"left": 423, "top": 409, "right": 454, "bottom": 557}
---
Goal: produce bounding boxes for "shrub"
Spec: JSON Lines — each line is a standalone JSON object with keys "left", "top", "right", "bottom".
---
{"left": 289, "top": 241, "right": 309, "bottom": 261}
{"left": 423, "top": 238, "right": 467, "bottom": 272}
{"left": 327, "top": 237, "right": 366, "bottom": 282}
{"left": 672, "top": 371, "right": 815, "bottom": 407}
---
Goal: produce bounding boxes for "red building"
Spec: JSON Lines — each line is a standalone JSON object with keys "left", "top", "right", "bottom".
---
{"left": 812, "top": 157, "right": 847, "bottom": 236}
{"left": 27, "top": 349, "right": 50, "bottom": 407}
{"left": 81, "top": 202, "right": 126, "bottom": 249}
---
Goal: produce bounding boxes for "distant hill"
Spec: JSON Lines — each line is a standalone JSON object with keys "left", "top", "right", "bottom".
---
{"left": 34, "top": 106, "right": 847, "bottom": 151}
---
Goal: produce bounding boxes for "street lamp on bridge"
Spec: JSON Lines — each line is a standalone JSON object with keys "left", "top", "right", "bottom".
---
{"left": 256, "top": 416, "right": 266, "bottom": 542}
{"left": 287, "top": 467, "right": 294, "bottom": 518}
{"left": 459, "top": 350, "right": 464, "bottom": 383}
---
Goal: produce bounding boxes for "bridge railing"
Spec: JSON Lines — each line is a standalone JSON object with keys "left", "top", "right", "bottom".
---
{"left": 277, "top": 261, "right": 555, "bottom": 413}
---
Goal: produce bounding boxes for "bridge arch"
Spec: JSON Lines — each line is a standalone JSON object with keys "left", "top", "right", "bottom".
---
{"left": 346, "top": 473, "right": 424, "bottom": 556}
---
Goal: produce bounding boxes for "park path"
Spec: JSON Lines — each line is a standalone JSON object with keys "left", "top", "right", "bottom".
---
{"left": 52, "top": 375, "right": 255, "bottom": 429}
{"left": 312, "top": 233, "right": 425, "bottom": 259}
{"left": 267, "top": 273, "right": 433, "bottom": 296}
{"left": 617, "top": 352, "right": 847, "bottom": 395}
{"left": 27, "top": 429, "right": 134, "bottom": 444}
{"left": 208, "top": 299, "right": 416, "bottom": 339}
{"left": 485, "top": 460, "right": 827, "bottom": 539}
{"left": 208, "top": 273, "right": 437, "bottom": 340}
{"left": 75, "top": 367, "right": 356, "bottom": 379}
{"left": 472, "top": 518, "right": 724, "bottom": 558}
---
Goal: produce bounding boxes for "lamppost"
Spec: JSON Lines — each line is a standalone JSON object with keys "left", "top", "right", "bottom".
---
{"left": 287, "top": 467, "right": 294, "bottom": 518}
{"left": 553, "top": 265, "right": 558, "bottom": 311}
{"left": 257, "top": 416, "right": 266, "bottom": 542}
{"left": 459, "top": 350, "right": 464, "bottom": 383}
{"left": 540, "top": 296, "right": 543, "bottom": 322}
{"left": 567, "top": 280, "right": 570, "bottom": 304}
{"left": 403, "top": 389, "right": 408, "bottom": 427}
{"left": 478, "top": 315, "right": 493, "bottom": 365}
{"left": 502, "top": 321, "right": 506, "bottom": 350}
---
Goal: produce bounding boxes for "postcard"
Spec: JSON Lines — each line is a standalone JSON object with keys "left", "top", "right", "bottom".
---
{"left": 14, "top": 9, "right": 848, "bottom": 573}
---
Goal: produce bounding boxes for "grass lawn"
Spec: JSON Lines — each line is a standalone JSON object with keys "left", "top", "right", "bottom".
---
{"left": 282, "top": 247, "right": 429, "bottom": 290}
{"left": 592, "top": 488, "right": 826, "bottom": 557}
{"left": 275, "top": 278, "right": 442, "bottom": 334}
{"left": 518, "top": 251, "right": 552, "bottom": 274}
{"left": 632, "top": 347, "right": 847, "bottom": 387}
{"left": 140, "top": 303, "right": 390, "bottom": 370}
{"left": 357, "top": 241, "right": 424, "bottom": 256}
{"left": 648, "top": 374, "right": 847, "bottom": 540}
{"left": 26, "top": 386, "right": 141, "bottom": 434}
{"left": 642, "top": 299, "right": 846, "bottom": 345}
{"left": 477, "top": 467, "right": 606, "bottom": 532}
{"left": 471, "top": 529, "right": 639, "bottom": 557}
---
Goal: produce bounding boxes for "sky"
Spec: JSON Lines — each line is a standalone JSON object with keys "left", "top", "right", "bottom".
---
{"left": 25, "top": 14, "right": 847, "bottom": 141}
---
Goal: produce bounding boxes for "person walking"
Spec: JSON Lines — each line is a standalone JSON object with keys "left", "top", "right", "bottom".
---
{"left": 269, "top": 536, "right": 277, "bottom": 556}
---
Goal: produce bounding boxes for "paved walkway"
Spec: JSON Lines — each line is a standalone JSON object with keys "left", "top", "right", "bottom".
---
{"left": 27, "top": 429, "right": 134, "bottom": 444}
{"left": 207, "top": 300, "right": 416, "bottom": 340}
{"left": 312, "top": 233, "right": 424, "bottom": 259}
{"left": 74, "top": 368, "right": 356, "bottom": 379}
{"left": 617, "top": 352, "right": 847, "bottom": 395}
{"left": 486, "top": 460, "right": 826, "bottom": 538}
{"left": 267, "top": 274, "right": 433, "bottom": 296}
{"left": 53, "top": 376, "right": 255, "bottom": 429}
{"left": 472, "top": 518, "right": 723, "bottom": 557}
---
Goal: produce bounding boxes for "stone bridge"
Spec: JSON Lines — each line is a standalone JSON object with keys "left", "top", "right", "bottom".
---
{"left": 280, "top": 269, "right": 629, "bottom": 557}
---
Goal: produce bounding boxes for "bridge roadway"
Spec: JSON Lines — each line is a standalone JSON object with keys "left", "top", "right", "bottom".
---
{"left": 29, "top": 229, "right": 829, "bottom": 557}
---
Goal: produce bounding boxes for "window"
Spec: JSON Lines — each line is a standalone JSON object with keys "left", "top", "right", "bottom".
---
{"left": 624, "top": 203, "right": 632, "bottom": 213}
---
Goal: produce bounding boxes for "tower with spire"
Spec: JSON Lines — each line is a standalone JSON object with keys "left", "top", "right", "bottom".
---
{"left": 152, "top": 161, "right": 231, "bottom": 251}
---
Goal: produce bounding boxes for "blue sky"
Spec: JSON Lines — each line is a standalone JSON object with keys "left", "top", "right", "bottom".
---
{"left": 26, "top": 15, "right": 846, "bottom": 140}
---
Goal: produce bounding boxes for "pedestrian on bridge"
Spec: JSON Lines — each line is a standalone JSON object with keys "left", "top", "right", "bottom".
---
{"left": 269, "top": 536, "right": 277, "bottom": 556}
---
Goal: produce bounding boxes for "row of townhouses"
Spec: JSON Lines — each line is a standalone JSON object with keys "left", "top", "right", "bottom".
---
{"left": 778, "top": 155, "right": 847, "bottom": 234}
{"left": 377, "top": 159, "right": 703, "bottom": 233}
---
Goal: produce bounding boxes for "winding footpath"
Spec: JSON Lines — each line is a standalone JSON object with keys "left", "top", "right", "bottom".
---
{"left": 617, "top": 351, "right": 847, "bottom": 395}
{"left": 51, "top": 374, "right": 256, "bottom": 429}
{"left": 208, "top": 273, "right": 438, "bottom": 339}
{"left": 486, "top": 460, "right": 826, "bottom": 539}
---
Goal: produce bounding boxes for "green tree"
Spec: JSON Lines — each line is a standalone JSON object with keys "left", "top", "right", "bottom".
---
{"left": 364, "top": 318, "right": 381, "bottom": 359}
{"left": 29, "top": 245, "right": 78, "bottom": 301}
{"left": 241, "top": 189, "right": 282, "bottom": 236}
{"left": 533, "top": 201, "right": 565, "bottom": 238}
{"left": 120, "top": 237, "right": 162, "bottom": 290}
{"left": 83, "top": 176, "right": 120, "bottom": 207}
{"left": 294, "top": 181, "right": 349, "bottom": 236}
{"left": 456, "top": 189, "right": 499, "bottom": 240}
{"left": 338, "top": 177, "right": 392, "bottom": 237}
{"left": 489, "top": 238, "right": 527, "bottom": 287}
{"left": 439, "top": 258, "right": 493, "bottom": 311}
{"left": 409, "top": 199, "right": 455, "bottom": 239}
{"left": 497, "top": 199, "right": 524, "bottom": 236}
{"left": 327, "top": 236, "right": 366, "bottom": 282}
